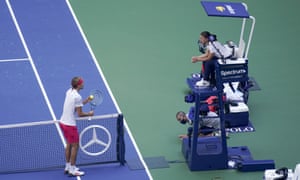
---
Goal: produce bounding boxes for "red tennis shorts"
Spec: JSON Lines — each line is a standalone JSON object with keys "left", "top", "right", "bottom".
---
{"left": 59, "top": 122, "right": 79, "bottom": 144}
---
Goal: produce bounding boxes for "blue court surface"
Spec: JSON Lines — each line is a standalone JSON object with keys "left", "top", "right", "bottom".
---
{"left": 0, "top": 0, "right": 152, "bottom": 179}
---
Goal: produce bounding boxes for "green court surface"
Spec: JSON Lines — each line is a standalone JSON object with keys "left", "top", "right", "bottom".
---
{"left": 70, "top": 0, "right": 300, "bottom": 179}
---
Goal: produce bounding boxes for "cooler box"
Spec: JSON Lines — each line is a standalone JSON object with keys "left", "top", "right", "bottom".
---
{"left": 224, "top": 102, "right": 249, "bottom": 127}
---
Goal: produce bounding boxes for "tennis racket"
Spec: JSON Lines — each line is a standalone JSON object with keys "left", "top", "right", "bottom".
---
{"left": 89, "top": 89, "right": 103, "bottom": 110}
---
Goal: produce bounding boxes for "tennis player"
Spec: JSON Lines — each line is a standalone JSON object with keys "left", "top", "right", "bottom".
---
{"left": 59, "top": 77, "right": 94, "bottom": 176}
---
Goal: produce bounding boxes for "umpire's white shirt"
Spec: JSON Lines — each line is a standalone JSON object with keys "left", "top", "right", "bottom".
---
{"left": 60, "top": 88, "right": 83, "bottom": 126}
{"left": 208, "top": 41, "right": 231, "bottom": 59}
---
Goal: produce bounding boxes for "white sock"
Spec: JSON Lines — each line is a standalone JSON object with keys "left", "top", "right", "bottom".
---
{"left": 65, "top": 162, "right": 71, "bottom": 169}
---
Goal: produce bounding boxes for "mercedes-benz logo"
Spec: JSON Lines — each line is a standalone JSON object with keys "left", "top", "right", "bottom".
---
{"left": 79, "top": 125, "right": 112, "bottom": 156}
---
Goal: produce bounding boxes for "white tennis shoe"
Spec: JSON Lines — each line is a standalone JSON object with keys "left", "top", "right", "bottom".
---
{"left": 64, "top": 163, "right": 71, "bottom": 174}
{"left": 64, "top": 167, "right": 69, "bottom": 174}
{"left": 69, "top": 166, "right": 85, "bottom": 176}
{"left": 196, "top": 79, "right": 210, "bottom": 87}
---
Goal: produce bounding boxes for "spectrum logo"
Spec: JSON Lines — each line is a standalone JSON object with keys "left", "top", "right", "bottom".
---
{"left": 216, "top": 6, "right": 225, "bottom": 12}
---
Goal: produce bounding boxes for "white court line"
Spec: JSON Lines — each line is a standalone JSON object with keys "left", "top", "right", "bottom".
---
{"left": 0, "top": 58, "right": 29, "bottom": 63}
{"left": 66, "top": 1, "right": 153, "bottom": 180}
{"left": 5, "top": 0, "right": 70, "bottom": 177}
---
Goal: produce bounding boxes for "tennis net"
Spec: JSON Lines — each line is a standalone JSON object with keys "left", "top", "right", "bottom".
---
{"left": 0, "top": 113, "right": 125, "bottom": 173}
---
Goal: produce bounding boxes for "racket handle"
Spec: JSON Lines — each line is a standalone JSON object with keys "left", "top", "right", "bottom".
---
{"left": 87, "top": 110, "right": 94, "bottom": 120}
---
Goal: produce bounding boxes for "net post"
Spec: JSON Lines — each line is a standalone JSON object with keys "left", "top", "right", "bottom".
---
{"left": 117, "top": 113, "right": 126, "bottom": 165}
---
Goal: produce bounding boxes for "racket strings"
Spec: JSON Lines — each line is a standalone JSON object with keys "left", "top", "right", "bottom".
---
{"left": 89, "top": 90, "right": 103, "bottom": 108}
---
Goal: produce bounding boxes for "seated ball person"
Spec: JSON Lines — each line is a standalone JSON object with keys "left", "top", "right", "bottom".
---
{"left": 176, "top": 104, "right": 220, "bottom": 139}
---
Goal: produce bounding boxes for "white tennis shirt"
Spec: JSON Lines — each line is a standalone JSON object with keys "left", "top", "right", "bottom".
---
{"left": 208, "top": 41, "right": 232, "bottom": 59}
{"left": 60, "top": 88, "right": 83, "bottom": 126}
